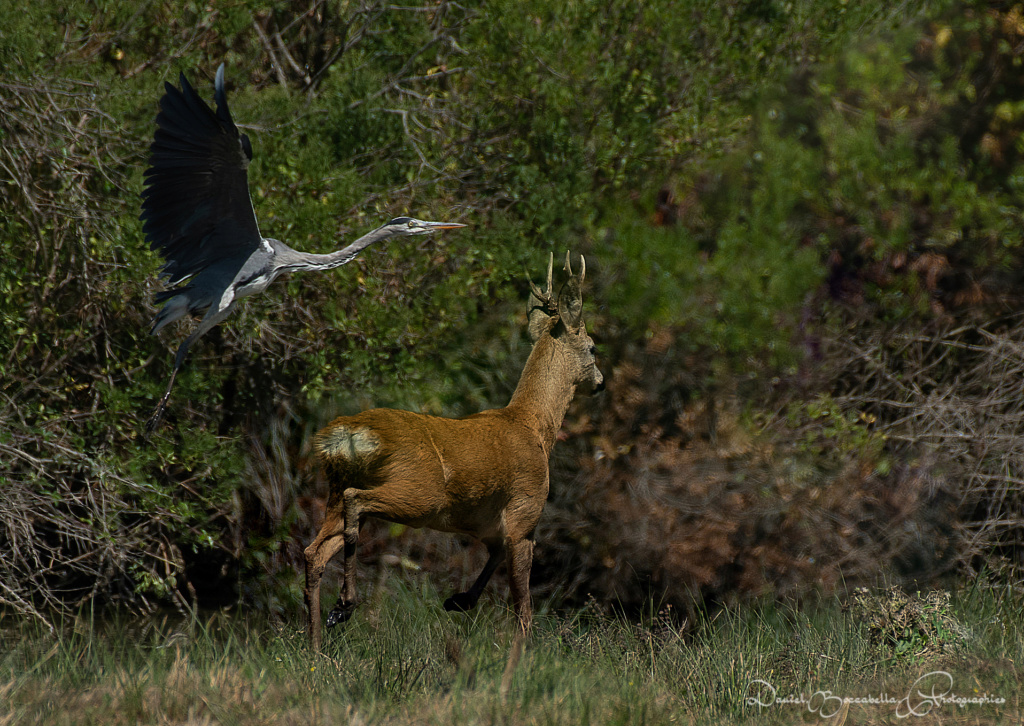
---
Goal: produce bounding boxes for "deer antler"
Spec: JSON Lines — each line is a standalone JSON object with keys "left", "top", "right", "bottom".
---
{"left": 563, "top": 251, "right": 585, "bottom": 285}
{"left": 529, "top": 252, "right": 555, "bottom": 312}
{"left": 557, "top": 252, "right": 585, "bottom": 331}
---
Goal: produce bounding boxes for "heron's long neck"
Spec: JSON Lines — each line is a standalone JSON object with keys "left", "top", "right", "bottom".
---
{"left": 283, "top": 225, "right": 391, "bottom": 272}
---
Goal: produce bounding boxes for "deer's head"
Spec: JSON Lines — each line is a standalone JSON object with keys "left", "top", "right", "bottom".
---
{"left": 528, "top": 252, "right": 605, "bottom": 395}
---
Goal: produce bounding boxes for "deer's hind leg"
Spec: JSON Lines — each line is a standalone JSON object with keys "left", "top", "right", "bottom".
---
{"left": 304, "top": 506, "right": 347, "bottom": 650}
{"left": 324, "top": 486, "right": 367, "bottom": 629}
{"left": 326, "top": 482, "right": 440, "bottom": 625}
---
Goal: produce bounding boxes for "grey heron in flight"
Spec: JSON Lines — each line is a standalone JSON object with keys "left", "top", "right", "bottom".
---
{"left": 141, "top": 65, "right": 464, "bottom": 432}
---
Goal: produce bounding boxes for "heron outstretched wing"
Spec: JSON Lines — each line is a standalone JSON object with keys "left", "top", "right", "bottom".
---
{"left": 141, "top": 64, "right": 262, "bottom": 286}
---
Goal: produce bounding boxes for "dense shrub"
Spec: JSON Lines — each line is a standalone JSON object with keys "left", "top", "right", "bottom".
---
{"left": 9, "top": 0, "right": 1024, "bottom": 627}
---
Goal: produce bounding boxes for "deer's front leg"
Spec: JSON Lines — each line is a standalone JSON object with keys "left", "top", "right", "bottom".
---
{"left": 500, "top": 537, "right": 534, "bottom": 699}
{"left": 506, "top": 538, "right": 535, "bottom": 632}
{"left": 444, "top": 541, "right": 503, "bottom": 613}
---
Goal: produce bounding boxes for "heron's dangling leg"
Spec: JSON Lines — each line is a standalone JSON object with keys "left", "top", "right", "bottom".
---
{"left": 145, "top": 300, "right": 236, "bottom": 433}
{"left": 144, "top": 334, "right": 196, "bottom": 433}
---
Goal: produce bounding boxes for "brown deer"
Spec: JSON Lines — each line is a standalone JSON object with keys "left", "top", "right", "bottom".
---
{"left": 304, "top": 252, "right": 604, "bottom": 650}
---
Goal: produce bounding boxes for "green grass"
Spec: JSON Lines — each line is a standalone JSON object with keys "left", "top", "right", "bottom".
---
{"left": 0, "top": 579, "right": 1020, "bottom": 725}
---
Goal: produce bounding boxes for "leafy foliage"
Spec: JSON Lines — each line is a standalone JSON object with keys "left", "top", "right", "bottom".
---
{"left": 5, "top": 0, "right": 1024, "bottom": 626}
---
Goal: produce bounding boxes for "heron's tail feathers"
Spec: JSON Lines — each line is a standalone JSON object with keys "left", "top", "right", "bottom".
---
{"left": 150, "top": 293, "right": 190, "bottom": 335}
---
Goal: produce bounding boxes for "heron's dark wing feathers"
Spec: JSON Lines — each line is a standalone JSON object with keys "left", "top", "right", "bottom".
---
{"left": 141, "top": 66, "right": 261, "bottom": 285}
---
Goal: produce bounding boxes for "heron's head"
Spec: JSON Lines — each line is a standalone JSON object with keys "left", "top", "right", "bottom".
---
{"left": 385, "top": 217, "right": 466, "bottom": 237}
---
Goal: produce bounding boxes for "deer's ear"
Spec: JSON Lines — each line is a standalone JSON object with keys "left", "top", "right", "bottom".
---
{"left": 557, "top": 276, "right": 583, "bottom": 332}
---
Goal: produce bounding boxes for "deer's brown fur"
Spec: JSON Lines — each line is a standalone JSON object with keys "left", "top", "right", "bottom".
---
{"left": 304, "top": 253, "right": 603, "bottom": 650}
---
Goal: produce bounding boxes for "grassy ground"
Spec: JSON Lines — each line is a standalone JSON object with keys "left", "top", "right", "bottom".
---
{"left": 0, "top": 578, "right": 1020, "bottom": 725}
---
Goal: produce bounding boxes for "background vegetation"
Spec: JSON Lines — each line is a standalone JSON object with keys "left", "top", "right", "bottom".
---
{"left": 2, "top": 0, "right": 1023, "bottom": 657}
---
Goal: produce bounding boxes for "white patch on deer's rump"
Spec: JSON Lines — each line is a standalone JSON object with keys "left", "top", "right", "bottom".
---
{"left": 317, "top": 426, "right": 380, "bottom": 462}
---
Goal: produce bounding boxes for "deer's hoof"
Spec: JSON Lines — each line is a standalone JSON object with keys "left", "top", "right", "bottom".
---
{"left": 326, "top": 601, "right": 357, "bottom": 628}
{"left": 443, "top": 592, "right": 477, "bottom": 612}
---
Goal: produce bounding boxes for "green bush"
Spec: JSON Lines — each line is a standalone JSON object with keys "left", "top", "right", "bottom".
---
{"left": 14, "top": 0, "right": 1024, "bottom": 626}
